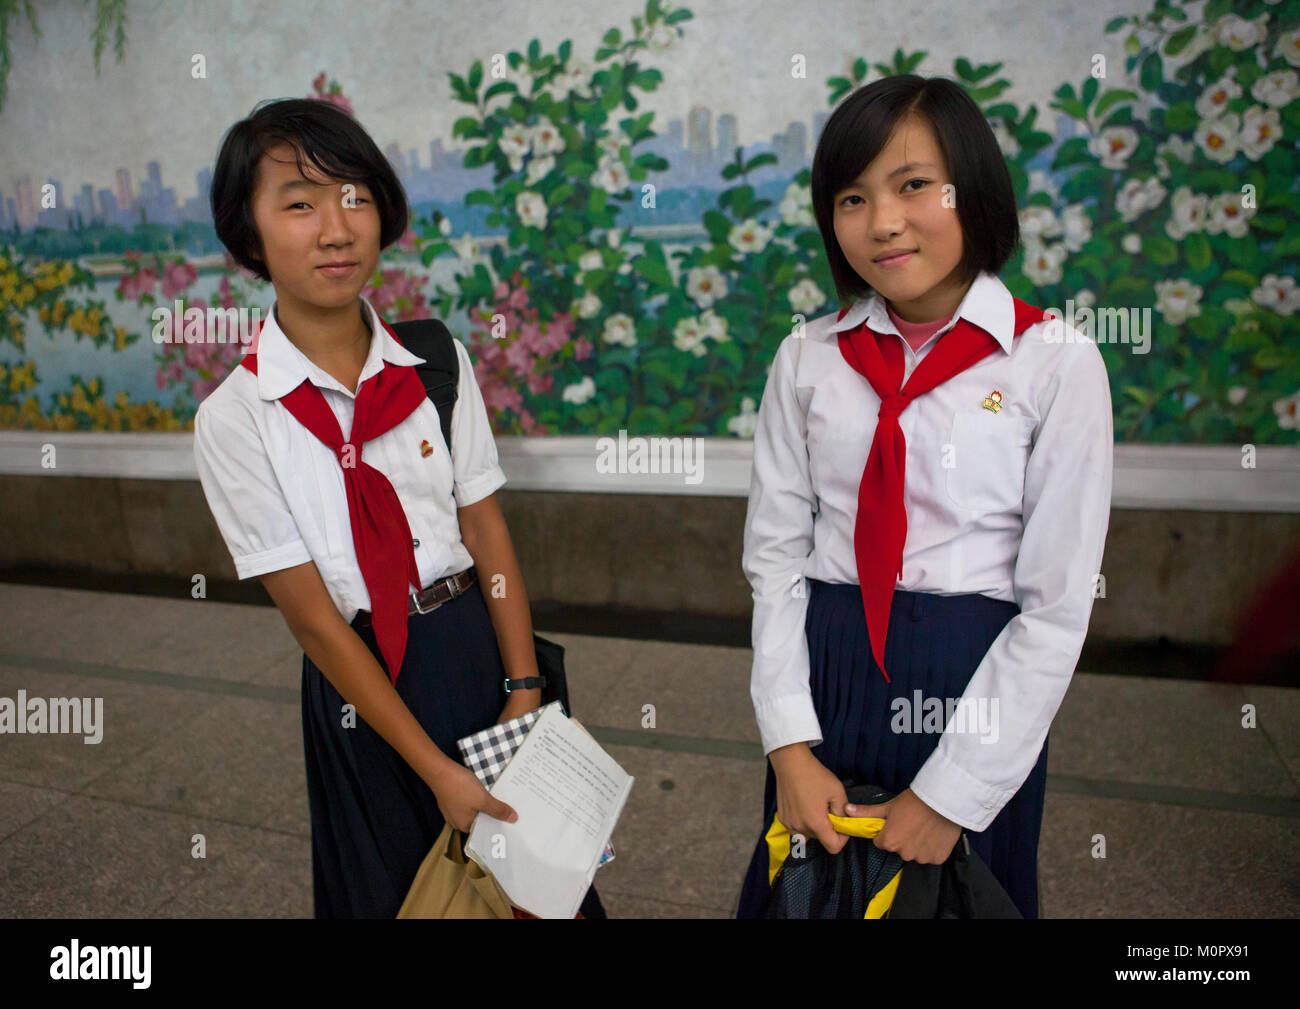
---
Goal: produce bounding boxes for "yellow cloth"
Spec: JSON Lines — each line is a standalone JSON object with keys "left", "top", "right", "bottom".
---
{"left": 765, "top": 812, "right": 902, "bottom": 918}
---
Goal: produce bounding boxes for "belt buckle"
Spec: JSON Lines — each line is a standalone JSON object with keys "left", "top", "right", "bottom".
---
{"left": 445, "top": 573, "right": 463, "bottom": 599}
{"left": 410, "top": 587, "right": 435, "bottom": 615}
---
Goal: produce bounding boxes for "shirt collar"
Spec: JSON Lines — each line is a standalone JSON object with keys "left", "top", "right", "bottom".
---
{"left": 249, "top": 297, "right": 426, "bottom": 401}
{"left": 827, "top": 270, "right": 1017, "bottom": 355}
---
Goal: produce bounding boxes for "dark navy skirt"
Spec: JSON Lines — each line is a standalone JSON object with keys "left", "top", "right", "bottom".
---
{"left": 301, "top": 579, "right": 507, "bottom": 918}
{"left": 735, "top": 578, "right": 1050, "bottom": 919}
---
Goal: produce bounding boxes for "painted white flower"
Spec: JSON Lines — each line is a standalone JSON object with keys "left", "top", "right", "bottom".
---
{"left": 1194, "top": 113, "right": 1241, "bottom": 163}
{"left": 1252, "top": 275, "right": 1300, "bottom": 316}
{"left": 437, "top": 216, "right": 453, "bottom": 237}
{"left": 1121, "top": 233, "right": 1142, "bottom": 255}
{"left": 1250, "top": 69, "right": 1299, "bottom": 108}
{"left": 572, "top": 292, "right": 602, "bottom": 319}
{"left": 1240, "top": 106, "right": 1282, "bottom": 161}
{"left": 1073, "top": 289, "right": 1097, "bottom": 310}
{"left": 1195, "top": 76, "right": 1242, "bottom": 120}
{"left": 1019, "top": 205, "right": 1062, "bottom": 241}
{"left": 1021, "top": 241, "right": 1067, "bottom": 286}
{"left": 778, "top": 182, "right": 815, "bottom": 227}
{"left": 607, "top": 228, "right": 623, "bottom": 248}
{"left": 728, "top": 218, "right": 774, "bottom": 256}
{"left": 562, "top": 376, "right": 596, "bottom": 404}
{"left": 515, "top": 190, "right": 547, "bottom": 229}
{"left": 596, "top": 131, "right": 630, "bottom": 162}
{"left": 1028, "top": 170, "right": 1060, "bottom": 202}
{"left": 1274, "top": 390, "right": 1300, "bottom": 430}
{"left": 1117, "top": 176, "right": 1168, "bottom": 223}
{"left": 686, "top": 265, "right": 728, "bottom": 309}
{"left": 1205, "top": 191, "right": 1255, "bottom": 238}
{"left": 452, "top": 232, "right": 481, "bottom": 259}
{"left": 646, "top": 23, "right": 676, "bottom": 52}
{"left": 499, "top": 123, "right": 532, "bottom": 163}
{"left": 1154, "top": 278, "right": 1204, "bottom": 324}
{"left": 699, "top": 308, "right": 730, "bottom": 343}
{"left": 1154, "top": 135, "right": 1196, "bottom": 179}
{"left": 601, "top": 312, "right": 637, "bottom": 347}
{"left": 1215, "top": 13, "right": 1269, "bottom": 52}
{"left": 593, "top": 157, "right": 630, "bottom": 195}
{"left": 1227, "top": 386, "right": 1248, "bottom": 406}
{"left": 727, "top": 397, "right": 759, "bottom": 438}
{"left": 1090, "top": 126, "right": 1139, "bottom": 170}
{"left": 672, "top": 316, "right": 707, "bottom": 356}
{"left": 988, "top": 119, "right": 1019, "bottom": 158}
{"left": 1061, "top": 204, "right": 1092, "bottom": 253}
{"left": 554, "top": 63, "right": 593, "bottom": 100}
{"left": 1165, "top": 187, "right": 1210, "bottom": 240}
{"left": 617, "top": 261, "right": 633, "bottom": 275}
{"left": 1277, "top": 27, "right": 1300, "bottom": 68}
{"left": 788, "top": 278, "right": 825, "bottom": 316}
{"left": 578, "top": 251, "right": 605, "bottom": 273}
{"left": 529, "top": 117, "right": 566, "bottom": 156}
{"left": 525, "top": 154, "right": 556, "bottom": 185}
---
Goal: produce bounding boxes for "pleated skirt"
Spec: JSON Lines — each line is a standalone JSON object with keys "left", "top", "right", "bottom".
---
{"left": 301, "top": 580, "right": 507, "bottom": 918}
{"left": 735, "top": 578, "right": 1051, "bottom": 919}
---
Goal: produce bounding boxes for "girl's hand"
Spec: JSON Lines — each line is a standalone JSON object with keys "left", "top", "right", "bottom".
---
{"left": 769, "top": 743, "right": 851, "bottom": 855}
{"left": 846, "top": 787, "right": 961, "bottom": 864}
{"left": 432, "top": 761, "right": 518, "bottom": 834}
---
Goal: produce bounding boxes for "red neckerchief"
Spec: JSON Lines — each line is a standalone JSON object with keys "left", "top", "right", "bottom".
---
{"left": 835, "top": 296, "right": 1047, "bottom": 681}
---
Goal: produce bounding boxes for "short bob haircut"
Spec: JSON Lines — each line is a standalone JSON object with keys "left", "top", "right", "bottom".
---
{"left": 811, "top": 74, "right": 1020, "bottom": 306}
{"left": 210, "top": 98, "right": 409, "bottom": 283}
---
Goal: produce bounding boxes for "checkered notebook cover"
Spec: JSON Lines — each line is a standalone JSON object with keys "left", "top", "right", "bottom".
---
{"left": 456, "top": 702, "right": 554, "bottom": 787}
{"left": 456, "top": 700, "right": 615, "bottom": 867}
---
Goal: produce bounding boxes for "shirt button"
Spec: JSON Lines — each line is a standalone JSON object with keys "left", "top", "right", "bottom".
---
{"left": 412, "top": 538, "right": 420, "bottom": 548}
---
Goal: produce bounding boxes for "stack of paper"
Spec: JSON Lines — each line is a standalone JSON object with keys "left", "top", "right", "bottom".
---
{"left": 464, "top": 702, "right": 633, "bottom": 918}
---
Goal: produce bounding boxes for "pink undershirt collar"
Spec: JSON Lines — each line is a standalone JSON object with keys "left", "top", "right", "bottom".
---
{"left": 886, "top": 302, "right": 953, "bottom": 353}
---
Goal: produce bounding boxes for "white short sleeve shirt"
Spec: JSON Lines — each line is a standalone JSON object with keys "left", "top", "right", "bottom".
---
{"left": 193, "top": 297, "right": 506, "bottom": 623}
{"left": 742, "top": 270, "right": 1114, "bottom": 831}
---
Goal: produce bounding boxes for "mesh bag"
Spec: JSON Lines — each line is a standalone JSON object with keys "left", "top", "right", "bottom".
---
{"left": 758, "top": 783, "right": 903, "bottom": 919}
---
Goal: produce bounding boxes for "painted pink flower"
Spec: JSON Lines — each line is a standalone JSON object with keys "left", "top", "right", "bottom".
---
{"left": 573, "top": 336, "right": 594, "bottom": 361}
{"left": 482, "top": 379, "right": 523, "bottom": 415}
{"left": 118, "top": 268, "right": 157, "bottom": 303}
{"left": 160, "top": 260, "right": 198, "bottom": 300}
{"left": 526, "top": 371, "right": 553, "bottom": 395}
{"left": 504, "top": 338, "right": 536, "bottom": 378}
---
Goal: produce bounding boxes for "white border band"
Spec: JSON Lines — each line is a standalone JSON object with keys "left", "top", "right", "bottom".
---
{"left": 0, "top": 432, "right": 1296, "bottom": 512}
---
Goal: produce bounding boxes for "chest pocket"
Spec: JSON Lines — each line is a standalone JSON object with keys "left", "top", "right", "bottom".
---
{"left": 944, "top": 410, "right": 1033, "bottom": 514}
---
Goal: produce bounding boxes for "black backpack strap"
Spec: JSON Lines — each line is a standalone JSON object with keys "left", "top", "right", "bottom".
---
{"left": 388, "top": 317, "right": 459, "bottom": 455}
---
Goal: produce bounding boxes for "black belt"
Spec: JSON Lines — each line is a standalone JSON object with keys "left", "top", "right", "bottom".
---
{"left": 353, "top": 568, "right": 476, "bottom": 627}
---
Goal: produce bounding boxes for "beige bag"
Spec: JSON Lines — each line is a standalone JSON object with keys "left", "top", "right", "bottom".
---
{"left": 397, "top": 822, "right": 514, "bottom": 918}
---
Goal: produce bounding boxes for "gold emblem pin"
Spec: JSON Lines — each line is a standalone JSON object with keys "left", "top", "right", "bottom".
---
{"left": 981, "top": 389, "right": 1003, "bottom": 414}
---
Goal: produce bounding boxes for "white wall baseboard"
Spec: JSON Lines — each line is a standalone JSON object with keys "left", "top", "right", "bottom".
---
{"left": 0, "top": 431, "right": 1296, "bottom": 512}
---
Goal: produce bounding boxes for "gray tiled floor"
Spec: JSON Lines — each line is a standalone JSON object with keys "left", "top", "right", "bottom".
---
{"left": 0, "top": 583, "right": 1296, "bottom": 918}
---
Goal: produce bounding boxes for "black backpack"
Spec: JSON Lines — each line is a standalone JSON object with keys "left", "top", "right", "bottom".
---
{"left": 389, "top": 318, "right": 459, "bottom": 454}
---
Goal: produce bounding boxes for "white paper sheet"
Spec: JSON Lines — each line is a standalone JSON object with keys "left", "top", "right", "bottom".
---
{"left": 465, "top": 703, "right": 633, "bottom": 918}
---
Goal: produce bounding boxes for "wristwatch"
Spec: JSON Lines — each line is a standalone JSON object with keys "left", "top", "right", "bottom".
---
{"left": 503, "top": 675, "right": 547, "bottom": 694}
